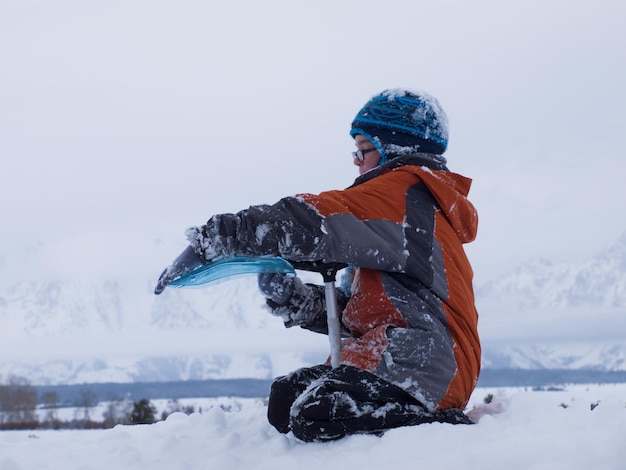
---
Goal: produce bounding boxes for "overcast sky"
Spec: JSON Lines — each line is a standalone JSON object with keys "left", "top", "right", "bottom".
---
{"left": 1, "top": 0, "right": 625, "bottom": 286}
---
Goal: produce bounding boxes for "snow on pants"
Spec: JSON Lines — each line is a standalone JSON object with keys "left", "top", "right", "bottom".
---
{"left": 267, "top": 364, "right": 473, "bottom": 442}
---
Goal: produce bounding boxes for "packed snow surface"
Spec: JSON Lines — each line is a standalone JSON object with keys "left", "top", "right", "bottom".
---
{"left": 1, "top": 383, "right": 625, "bottom": 469}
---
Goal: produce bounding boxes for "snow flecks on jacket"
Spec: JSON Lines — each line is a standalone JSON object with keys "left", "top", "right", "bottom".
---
{"left": 190, "top": 155, "right": 479, "bottom": 412}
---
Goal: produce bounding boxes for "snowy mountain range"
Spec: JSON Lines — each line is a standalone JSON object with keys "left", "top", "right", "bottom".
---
{"left": 1, "top": 233, "right": 625, "bottom": 385}
{"left": 476, "top": 232, "right": 626, "bottom": 372}
{"left": 476, "top": 231, "right": 626, "bottom": 311}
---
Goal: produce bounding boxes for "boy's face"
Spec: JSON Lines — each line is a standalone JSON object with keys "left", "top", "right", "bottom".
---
{"left": 353, "top": 135, "right": 381, "bottom": 175}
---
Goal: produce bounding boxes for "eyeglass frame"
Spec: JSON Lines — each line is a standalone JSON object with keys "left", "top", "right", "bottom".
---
{"left": 352, "top": 147, "right": 379, "bottom": 162}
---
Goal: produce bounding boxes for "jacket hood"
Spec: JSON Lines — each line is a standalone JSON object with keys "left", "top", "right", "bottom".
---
{"left": 405, "top": 166, "right": 478, "bottom": 244}
{"left": 348, "top": 154, "right": 478, "bottom": 244}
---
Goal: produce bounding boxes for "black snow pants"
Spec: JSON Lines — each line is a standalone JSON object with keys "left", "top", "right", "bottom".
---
{"left": 267, "top": 364, "right": 473, "bottom": 442}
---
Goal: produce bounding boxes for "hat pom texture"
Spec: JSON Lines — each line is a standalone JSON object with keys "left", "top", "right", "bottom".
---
{"left": 350, "top": 89, "right": 449, "bottom": 163}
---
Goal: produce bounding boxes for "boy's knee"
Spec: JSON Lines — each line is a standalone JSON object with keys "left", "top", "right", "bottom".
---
{"left": 289, "top": 392, "right": 348, "bottom": 442}
{"left": 267, "top": 365, "right": 331, "bottom": 434}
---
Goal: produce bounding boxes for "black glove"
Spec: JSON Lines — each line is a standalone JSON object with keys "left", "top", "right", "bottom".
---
{"left": 258, "top": 273, "right": 323, "bottom": 328}
{"left": 257, "top": 272, "right": 295, "bottom": 306}
{"left": 154, "top": 246, "right": 204, "bottom": 295}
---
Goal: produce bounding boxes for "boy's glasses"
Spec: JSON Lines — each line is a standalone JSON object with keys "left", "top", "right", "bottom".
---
{"left": 352, "top": 147, "right": 378, "bottom": 162}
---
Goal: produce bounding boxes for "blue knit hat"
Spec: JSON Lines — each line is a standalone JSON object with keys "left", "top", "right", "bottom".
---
{"left": 350, "top": 89, "right": 449, "bottom": 164}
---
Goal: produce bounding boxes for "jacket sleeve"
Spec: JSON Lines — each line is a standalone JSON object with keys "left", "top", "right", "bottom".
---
{"left": 187, "top": 196, "right": 326, "bottom": 262}
{"left": 188, "top": 181, "right": 410, "bottom": 273}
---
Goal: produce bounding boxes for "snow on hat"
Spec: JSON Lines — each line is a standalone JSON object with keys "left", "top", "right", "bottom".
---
{"left": 350, "top": 89, "right": 449, "bottom": 164}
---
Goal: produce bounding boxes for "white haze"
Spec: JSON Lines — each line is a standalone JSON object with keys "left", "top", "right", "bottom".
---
{"left": 1, "top": 0, "right": 625, "bottom": 289}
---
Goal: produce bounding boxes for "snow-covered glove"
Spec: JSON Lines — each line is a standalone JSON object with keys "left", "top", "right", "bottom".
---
{"left": 185, "top": 225, "right": 221, "bottom": 262}
{"left": 258, "top": 273, "right": 323, "bottom": 328}
{"left": 154, "top": 246, "right": 204, "bottom": 295}
{"left": 257, "top": 272, "right": 295, "bottom": 306}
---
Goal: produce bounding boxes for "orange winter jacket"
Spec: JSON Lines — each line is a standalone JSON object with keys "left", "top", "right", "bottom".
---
{"left": 199, "top": 155, "right": 480, "bottom": 410}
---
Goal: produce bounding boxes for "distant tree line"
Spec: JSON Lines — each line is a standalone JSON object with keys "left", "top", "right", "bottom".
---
{"left": 0, "top": 374, "right": 195, "bottom": 430}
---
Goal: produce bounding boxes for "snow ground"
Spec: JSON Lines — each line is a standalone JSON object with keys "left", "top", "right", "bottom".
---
{"left": 1, "top": 383, "right": 625, "bottom": 470}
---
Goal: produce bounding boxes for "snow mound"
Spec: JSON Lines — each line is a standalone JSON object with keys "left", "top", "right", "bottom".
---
{"left": 1, "top": 384, "right": 625, "bottom": 469}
